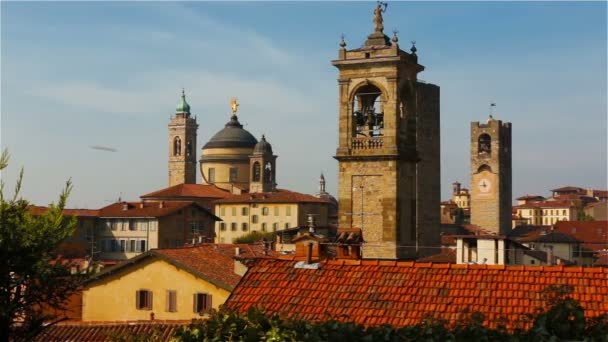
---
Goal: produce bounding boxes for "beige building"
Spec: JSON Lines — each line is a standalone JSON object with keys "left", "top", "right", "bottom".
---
{"left": 96, "top": 201, "right": 219, "bottom": 261}
{"left": 82, "top": 244, "right": 271, "bottom": 321}
{"left": 213, "top": 190, "right": 332, "bottom": 243}
{"left": 513, "top": 200, "right": 577, "bottom": 226}
{"left": 451, "top": 182, "right": 470, "bottom": 209}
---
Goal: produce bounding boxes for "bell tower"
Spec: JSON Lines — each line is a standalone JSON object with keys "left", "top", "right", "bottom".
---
{"left": 249, "top": 135, "right": 277, "bottom": 193}
{"left": 332, "top": 3, "right": 440, "bottom": 259}
{"left": 168, "top": 89, "right": 198, "bottom": 186}
{"left": 470, "top": 115, "right": 512, "bottom": 235}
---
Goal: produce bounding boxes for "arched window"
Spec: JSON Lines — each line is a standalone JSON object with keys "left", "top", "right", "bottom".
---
{"left": 173, "top": 137, "right": 181, "bottom": 156}
{"left": 252, "top": 162, "right": 261, "bottom": 182}
{"left": 478, "top": 134, "right": 491, "bottom": 155}
{"left": 264, "top": 162, "right": 273, "bottom": 183}
{"left": 186, "top": 140, "right": 192, "bottom": 157}
{"left": 477, "top": 164, "right": 492, "bottom": 173}
{"left": 351, "top": 83, "right": 384, "bottom": 137}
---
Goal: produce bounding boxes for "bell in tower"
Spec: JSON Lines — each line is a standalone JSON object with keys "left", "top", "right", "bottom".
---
{"left": 332, "top": 4, "right": 440, "bottom": 259}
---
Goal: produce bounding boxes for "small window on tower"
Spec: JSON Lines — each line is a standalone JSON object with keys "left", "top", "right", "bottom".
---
{"left": 174, "top": 137, "right": 181, "bottom": 156}
{"left": 252, "top": 162, "right": 261, "bottom": 182}
{"left": 186, "top": 140, "right": 192, "bottom": 157}
{"left": 478, "top": 134, "right": 491, "bottom": 155}
{"left": 264, "top": 162, "right": 272, "bottom": 183}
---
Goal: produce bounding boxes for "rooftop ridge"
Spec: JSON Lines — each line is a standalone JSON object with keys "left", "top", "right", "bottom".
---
{"left": 321, "top": 259, "right": 608, "bottom": 271}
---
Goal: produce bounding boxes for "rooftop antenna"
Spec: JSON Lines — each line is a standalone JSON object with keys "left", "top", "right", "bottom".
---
{"left": 489, "top": 102, "right": 496, "bottom": 118}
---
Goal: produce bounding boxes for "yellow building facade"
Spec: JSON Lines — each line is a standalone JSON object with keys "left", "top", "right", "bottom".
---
{"left": 214, "top": 191, "right": 331, "bottom": 243}
{"left": 82, "top": 244, "right": 261, "bottom": 321}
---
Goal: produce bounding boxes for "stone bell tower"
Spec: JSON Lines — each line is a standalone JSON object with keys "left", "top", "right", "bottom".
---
{"left": 470, "top": 115, "right": 512, "bottom": 235}
{"left": 332, "top": 3, "right": 440, "bottom": 259}
{"left": 249, "top": 135, "right": 277, "bottom": 193}
{"left": 168, "top": 89, "right": 198, "bottom": 186}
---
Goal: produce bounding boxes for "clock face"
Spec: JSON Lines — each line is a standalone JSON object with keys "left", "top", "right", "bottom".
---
{"left": 478, "top": 178, "right": 492, "bottom": 193}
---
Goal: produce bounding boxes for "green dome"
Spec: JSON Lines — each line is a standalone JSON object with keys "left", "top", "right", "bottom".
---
{"left": 176, "top": 89, "right": 191, "bottom": 113}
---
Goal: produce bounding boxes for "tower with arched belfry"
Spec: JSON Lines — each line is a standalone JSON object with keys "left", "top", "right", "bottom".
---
{"left": 470, "top": 115, "right": 512, "bottom": 235}
{"left": 168, "top": 90, "right": 198, "bottom": 186}
{"left": 332, "top": 4, "right": 440, "bottom": 259}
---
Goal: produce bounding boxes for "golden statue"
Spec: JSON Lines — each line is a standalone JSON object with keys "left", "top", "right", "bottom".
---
{"left": 230, "top": 97, "right": 239, "bottom": 115}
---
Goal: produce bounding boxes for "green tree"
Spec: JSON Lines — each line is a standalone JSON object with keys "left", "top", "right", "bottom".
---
{"left": 575, "top": 201, "right": 595, "bottom": 221}
{"left": 233, "top": 231, "right": 275, "bottom": 244}
{"left": 0, "top": 150, "right": 81, "bottom": 341}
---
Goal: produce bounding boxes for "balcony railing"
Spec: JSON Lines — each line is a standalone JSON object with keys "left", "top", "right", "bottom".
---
{"left": 351, "top": 137, "right": 384, "bottom": 150}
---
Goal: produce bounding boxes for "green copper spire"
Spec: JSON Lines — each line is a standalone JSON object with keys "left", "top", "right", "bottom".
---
{"left": 176, "top": 88, "right": 191, "bottom": 114}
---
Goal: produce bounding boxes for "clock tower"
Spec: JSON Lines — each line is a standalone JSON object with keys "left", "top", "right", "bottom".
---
{"left": 470, "top": 115, "right": 512, "bottom": 235}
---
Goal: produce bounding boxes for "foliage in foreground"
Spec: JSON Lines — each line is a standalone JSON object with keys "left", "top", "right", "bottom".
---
{"left": 232, "top": 231, "right": 275, "bottom": 244}
{"left": 0, "top": 150, "right": 83, "bottom": 341}
{"left": 170, "top": 299, "right": 608, "bottom": 342}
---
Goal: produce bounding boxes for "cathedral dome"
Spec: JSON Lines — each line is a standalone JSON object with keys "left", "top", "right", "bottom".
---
{"left": 203, "top": 115, "right": 258, "bottom": 149}
{"left": 253, "top": 135, "right": 273, "bottom": 154}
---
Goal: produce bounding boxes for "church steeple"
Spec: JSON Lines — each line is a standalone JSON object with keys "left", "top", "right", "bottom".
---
{"left": 249, "top": 135, "right": 277, "bottom": 193}
{"left": 168, "top": 89, "right": 198, "bottom": 186}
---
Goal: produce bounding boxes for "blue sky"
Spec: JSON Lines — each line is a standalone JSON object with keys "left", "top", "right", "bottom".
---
{"left": 1, "top": 1, "right": 606, "bottom": 208}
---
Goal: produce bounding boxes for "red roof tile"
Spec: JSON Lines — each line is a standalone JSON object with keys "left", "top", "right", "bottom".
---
{"left": 514, "top": 200, "right": 575, "bottom": 209}
{"left": 515, "top": 195, "right": 545, "bottom": 201}
{"left": 140, "top": 184, "right": 231, "bottom": 199}
{"left": 214, "top": 189, "right": 330, "bottom": 204}
{"left": 31, "top": 321, "right": 184, "bottom": 342}
{"left": 227, "top": 260, "right": 608, "bottom": 330}
{"left": 98, "top": 201, "right": 216, "bottom": 219}
{"left": 551, "top": 186, "right": 584, "bottom": 193}
{"left": 553, "top": 221, "right": 608, "bottom": 265}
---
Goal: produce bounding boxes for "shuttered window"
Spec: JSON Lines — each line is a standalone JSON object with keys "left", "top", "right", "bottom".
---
{"left": 193, "top": 293, "right": 212, "bottom": 313}
{"left": 166, "top": 290, "right": 177, "bottom": 312}
{"left": 136, "top": 289, "right": 153, "bottom": 310}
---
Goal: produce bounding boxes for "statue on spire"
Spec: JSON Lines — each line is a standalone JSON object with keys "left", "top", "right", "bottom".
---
{"left": 230, "top": 97, "right": 239, "bottom": 116}
{"left": 373, "top": 1, "right": 388, "bottom": 33}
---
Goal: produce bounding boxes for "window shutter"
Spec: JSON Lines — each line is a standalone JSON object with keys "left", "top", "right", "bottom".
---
{"left": 165, "top": 290, "right": 169, "bottom": 312}
{"left": 148, "top": 291, "right": 153, "bottom": 310}
{"left": 206, "top": 294, "right": 212, "bottom": 310}
{"left": 136, "top": 290, "right": 140, "bottom": 309}
{"left": 193, "top": 294, "right": 197, "bottom": 313}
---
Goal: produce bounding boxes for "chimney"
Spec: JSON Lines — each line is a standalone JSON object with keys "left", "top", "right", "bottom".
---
{"left": 198, "top": 236, "right": 203, "bottom": 243}
{"left": 235, "top": 246, "right": 240, "bottom": 256}
{"left": 140, "top": 203, "right": 144, "bottom": 209}
{"left": 306, "top": 243, "right": 313, "bottom": 264}
{"left": 546, "top": 245, "right": 554, "bottom": 266}
{"left": 122, "top": 202, "right": 128, "bottom": 211}
{"left": 159, "top": 201, "right": 164, "bottom": 209}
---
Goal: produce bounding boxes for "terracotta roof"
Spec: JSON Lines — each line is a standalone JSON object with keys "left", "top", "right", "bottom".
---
{"left": 214, "top": 189, "right": 330, "bottom": 204}
{"left": 514, "top": 200, "right": 574, "bottom": 209}
{"left": 98, "top": 201, "right": 218, "bottom": 219}
{"left": 515, "top": 195, "right": 545, "bottom": 201}
{"left": 417, "top": 248, "right": 456, "bottom": 263}
{"left": 140, "top": 184, "right": 231, "bottom": 200}
{"left": 31, "top": 321, "right": 183, "bottom": 341}
{"left": 593, "top": 190, "right": 608, "bottom": 198}
{"left": 87, "top": 243, "right": 275, "bottom": 291}
{"left": 553, "top": 221, "right": 608, "bottom": 265}
{"left": 551, "top": 186, "right": 584, "bottom": 193}
{"left": 586, "top": 201, "right": 608, "bottom": 209}
{"left": 28, "top": 205, "right": 100, "bottom": 217}
{"left": 227, "top": 259, "right": 608, "bottom": 330}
